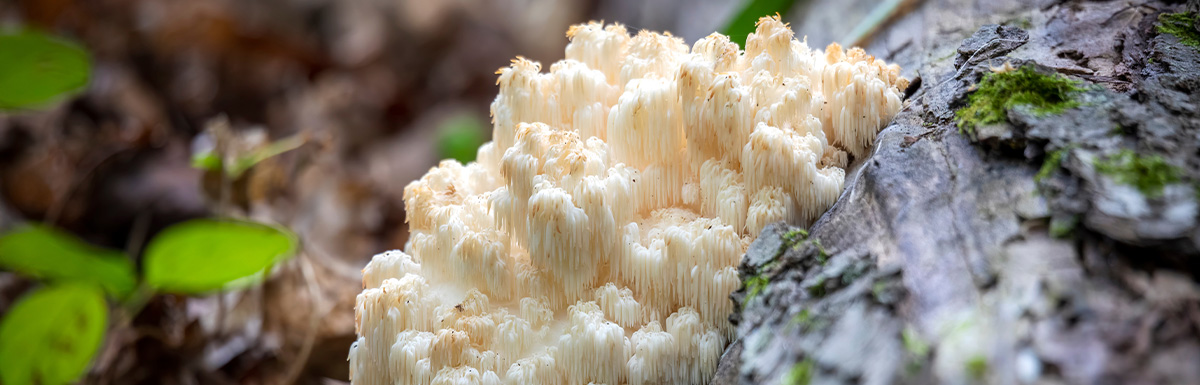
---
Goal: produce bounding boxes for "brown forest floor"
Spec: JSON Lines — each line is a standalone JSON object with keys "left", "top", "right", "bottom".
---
{"left": 0, "top": 0, "right": 739, "bottom": 383}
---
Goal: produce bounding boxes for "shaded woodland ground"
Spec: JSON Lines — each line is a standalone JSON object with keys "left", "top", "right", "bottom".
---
{"left": 0, "top": 0, "right": 740, "bottom": 383}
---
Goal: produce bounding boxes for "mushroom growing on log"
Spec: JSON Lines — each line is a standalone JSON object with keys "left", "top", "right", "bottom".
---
{"left": 349, "top": 15, "right": 906, "bottom": 385}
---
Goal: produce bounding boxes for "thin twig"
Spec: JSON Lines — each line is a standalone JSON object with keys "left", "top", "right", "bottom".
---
{"left": 44, "top": 146, "right": 132, "bottom": 226}
{"left": 216, "top": 290, "right": 227, "bottom": 337}
{"left": 117, "top": 211, "right": 153, "bottom": 325}
{"left": 843, "top": 0, "right": 913, "bottom": 48}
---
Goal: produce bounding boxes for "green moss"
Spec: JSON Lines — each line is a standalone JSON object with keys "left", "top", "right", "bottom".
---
{"left": 840, "top": 266, "right": 865, "bottom": 285}
{"left": 1049, "top": 215, "right": 1078, "bottom": 238}
{"left": 901, "top": 327, "right": 930, "bottom": 374}
{"left": 871, "top": 281, "right": 889, "bottom": 301}
{"left": 902, "top": 328, "right": 930, "bottom": 357}
{"left": 781, "top": 228, "right": 828, "bottom": 264}
{"left": 761, "top": 259, "right": 781, "bottom": 272}
{"left": 1157, "top": 12, "right": 1200, "bottom": 48}
{"left": 748, "top": 231, "right": 796, "bottom": 304}
{"left": 783, "top": 229, "right": 808, "bottom": 248}
{"left": 1095, "top": 150, "right": 1182, "bottom": 197}
{"left": 783, "top": 359, "right": 815, "bottom": 385}
{"left": 955, "top": 66, "right": 1085, "bottom": 135}
{"left": 1035, "top": 147, "right": 1070, "bottom": 183}
{"left": 1011, "top": 17, "right": 1033, "bottom": 30}
{"left": 790, "top": 309, "right": 812, "bottom": 328}
{"left": 806, "top": 276, "right": 827, "bottom": 297}
{"left": 965, "top": 356, "right": 989, "bottom": 381}
{"left": 745, "top": 274, "right": 770, "bottom": 303}
{"left": 811, "top": 239, "right": 828, "bottom": 264}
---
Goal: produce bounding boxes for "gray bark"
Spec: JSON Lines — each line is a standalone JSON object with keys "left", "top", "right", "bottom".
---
{"left": 716, "top": 0, "right": 1200, "bottom": 384}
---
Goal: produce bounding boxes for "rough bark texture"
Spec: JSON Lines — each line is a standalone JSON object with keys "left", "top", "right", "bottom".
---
{"left": 717, "top": 0, "right": 1200, "bottom": 384}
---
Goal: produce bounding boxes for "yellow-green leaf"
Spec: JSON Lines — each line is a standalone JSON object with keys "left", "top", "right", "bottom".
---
{"left": 721, "top": 0, "right": 798, "bottom": 48}
{"left": 0, "top": 30, "right": 91, "bottom": 110}
{"left": 0, "top": 284, "right": 109, "bottom": 385}
{"left": 191, "top": 151, "right": 222, "bottom": 173}
{"left": 0, "top": 225, "right": 136, "bottom": 298}
{"left": 143, "top": 219, "right": 297, "bottom": 294}
{"left": 436, "top": 114, "right": 487, "bottom": 164}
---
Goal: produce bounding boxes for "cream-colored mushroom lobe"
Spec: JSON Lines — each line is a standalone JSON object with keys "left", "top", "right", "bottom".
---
{"left": 350, "top": 16, "right": 906, "bottom": 385}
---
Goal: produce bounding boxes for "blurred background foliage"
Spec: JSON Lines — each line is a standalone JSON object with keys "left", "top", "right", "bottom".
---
{"left": 0, "top": 30, "right": 90, "bottom": 110}
{"left": 0, "top": 0, "right": 884, "bottom": 383}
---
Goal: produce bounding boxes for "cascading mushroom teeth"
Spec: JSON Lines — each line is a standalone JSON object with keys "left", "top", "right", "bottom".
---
{"left": 351, "top": 14, "right": 906, "bottom": 385}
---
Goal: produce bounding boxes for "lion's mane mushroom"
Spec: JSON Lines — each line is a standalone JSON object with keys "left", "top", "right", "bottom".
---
{"left": 350, "top": 16, "right": 906, "bottom": 384}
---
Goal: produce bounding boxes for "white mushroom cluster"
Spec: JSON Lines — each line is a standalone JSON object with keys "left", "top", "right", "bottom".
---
{"left": 350, "top": 16, "right": 906, "bottom": 385}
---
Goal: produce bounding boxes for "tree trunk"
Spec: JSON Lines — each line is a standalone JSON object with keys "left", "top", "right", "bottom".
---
{"left": 716, "top": 0, "right": 1200, "bottom": 384}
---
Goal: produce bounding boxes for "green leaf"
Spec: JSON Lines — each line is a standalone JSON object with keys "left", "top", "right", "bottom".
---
{"left": 436, "top": 114, "right": 488, "bottom": 164}
{"left": 0, "top": 30, "right": 91, "bottom": 110}
{"left": 143, "top": 219, "right": 297, "bottom": 294}
{"left": 191, "top": 151, "right": 222, "bottom": 173}
{"left": 0, "top": 283, "right": 109, "bottom": 385}
{"left": 0, "top": 225, "right": 136, "bottom": 298}
{"left": 721, "top": 0, "right": 798, "bottom": 48}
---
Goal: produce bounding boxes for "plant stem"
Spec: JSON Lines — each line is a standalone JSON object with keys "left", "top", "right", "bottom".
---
{"left": 119, "top": 283, "right": 155, "bottom": 326}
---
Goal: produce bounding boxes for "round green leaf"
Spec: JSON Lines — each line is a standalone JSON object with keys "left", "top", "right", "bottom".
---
{"left": 721, "top": 0, "right": 797, "bottom": 48}
{"left": 143, "top": 219, "right": 297, "bottom": 294}
{"left": 436, "top": 114, "right": 487, "bottom": 164}
{"left": 0, "top": 225, "right": 136, "bottom": 298}
{"left": 0, "top": 30, "right": 91, "bottom": 110}
{"left": 0, "top": 284, "right": 109, "bottom": 385}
